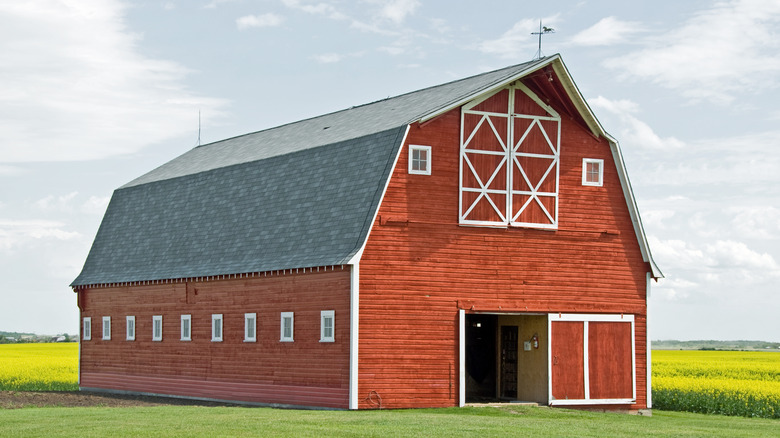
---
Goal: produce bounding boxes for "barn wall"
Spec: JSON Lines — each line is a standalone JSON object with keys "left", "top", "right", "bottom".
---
{"left": 78, "top": 268, "right": 351, "bottom": 408}
{"left": 357, "top": 104, "right": 649, "bottom": 409}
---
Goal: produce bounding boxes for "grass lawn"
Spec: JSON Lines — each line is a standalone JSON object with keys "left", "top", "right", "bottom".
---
{"left": 1, "top": 405, "right": 779, "bottom": 438}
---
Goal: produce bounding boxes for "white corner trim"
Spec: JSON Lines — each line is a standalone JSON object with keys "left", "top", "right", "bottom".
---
{"left": 458, "top": 309, "right": 465, "bottom": 407}
{"left": 646, "top": 272, "right": 652, "bottom": 409}
{"left": 349, "top": 263, "right": 360, "bottom": 410}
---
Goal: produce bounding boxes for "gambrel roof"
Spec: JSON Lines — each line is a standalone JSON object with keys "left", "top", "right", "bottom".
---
{"left": 72, "top": 55, "right": 661, "bottom": 287}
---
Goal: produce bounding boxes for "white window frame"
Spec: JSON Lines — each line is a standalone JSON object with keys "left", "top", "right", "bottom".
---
{"left": 408, "top": 145, "right": 432, "bottom": 175}
{"left": 102, "top": 316, "right": 111, "bottom": 341}
{"left": 181, "top": 314, "right": 192, "bottom": 341}
{"left": 582, "top": 158, "right": 604, "bottom": 187}
{"left": 280, "top": 312, "right": 294, "bottom": 342}
{"left": 244, "top": 313, "right": 257, "bottom": 342}
{"left": 82, "top": 317, "right": 91, "bottom": 341}
{"left": 212, "top": 314, "right": 223, "bottom": 342}
{"left": 126, "top": 316, "right": 135, "bottom": 341}
{"left": 152, "top": 315, "right": 163, "bottom": 341}
{"left": 320, "top": 310, "right": 335, "bottom": 342}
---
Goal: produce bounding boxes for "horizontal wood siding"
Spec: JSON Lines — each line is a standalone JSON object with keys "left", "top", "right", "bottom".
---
{"left": 79, "top": 269, "right": 350, "bottom": 409}
{"left": 358, "top": 105, "right": 649, "bottom": 409}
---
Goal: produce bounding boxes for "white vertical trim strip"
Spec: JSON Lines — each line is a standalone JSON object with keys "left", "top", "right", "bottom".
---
{"left": 646, "top": 272, "right": 652, "bottom": 408}
{"left": 583, "top": 321, "right": 590, "bottom": 400}
{"left": 349, "top": 263, "right": 360, "bottom": 410}
{"left": 458, "top": 309, "right": 465, "bottom": 407}
{"left": 631, "top": 315, "right": 637, "bottom": 402}
{"left": 547, "top": 313, "right": 553, "bottom": 404}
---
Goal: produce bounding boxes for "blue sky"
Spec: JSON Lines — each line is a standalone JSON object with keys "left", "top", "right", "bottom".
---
{"left": 1, "top": 0, "right": 778, "bottom": 341}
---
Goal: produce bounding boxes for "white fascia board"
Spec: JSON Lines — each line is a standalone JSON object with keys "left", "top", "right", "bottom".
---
{"left": 548, "top": 58, "right": 606, "bottom": 138}
{"left": 418, "top": 57, "right": 556, "bottom": 124}
{"left": 346, "top": 124, "right": 410, "bottom": 266}
{"left": 608, "top": 138, "right": 663, "bottom": 279}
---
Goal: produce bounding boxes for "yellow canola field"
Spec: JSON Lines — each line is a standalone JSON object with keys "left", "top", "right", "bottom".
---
{"left": 652, "top": 350, "right": 780, "bottom": 419}
{"left": 0, "top": 343, "right": 78, "bottom": 391}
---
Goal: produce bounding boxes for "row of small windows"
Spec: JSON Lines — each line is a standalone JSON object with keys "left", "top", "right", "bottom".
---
{"left": 82, "top": 311, "right": 335, "bottom": 343}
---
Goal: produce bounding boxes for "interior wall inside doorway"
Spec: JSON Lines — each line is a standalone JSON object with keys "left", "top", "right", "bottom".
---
{"left": 497, "top": 315, "right": 548, "bottom": 404}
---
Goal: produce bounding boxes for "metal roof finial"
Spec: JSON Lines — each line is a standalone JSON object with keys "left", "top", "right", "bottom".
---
{"left": 531, "top": 20, "right": 555, "bottom": 60}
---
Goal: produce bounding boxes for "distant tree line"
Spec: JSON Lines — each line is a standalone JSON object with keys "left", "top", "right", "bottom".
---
{"left": 653, "top": 339, "right": 780, "bottom": 350}
{"left": 0, "top": 331, "right": 75, "bottom": 343}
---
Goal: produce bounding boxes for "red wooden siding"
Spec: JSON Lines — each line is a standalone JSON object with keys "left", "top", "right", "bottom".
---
{"left": 551, "top": 321, "right": 585, "bottom": 400}
{"left": 358, "top": 84, "right": 649, "bottom": 409}
{"left": 79, "top": 268, "right": 351, "bottom": 408}
{"left": 589, "top": 322, "right": 633, "bottom": 399}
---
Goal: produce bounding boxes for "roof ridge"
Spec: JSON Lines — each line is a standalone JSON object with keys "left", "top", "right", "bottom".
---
{"left": 192, "top": 59, "right": 544, "bottom": 151}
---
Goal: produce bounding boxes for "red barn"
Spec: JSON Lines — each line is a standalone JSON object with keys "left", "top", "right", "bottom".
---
{"left": 72, "top": 54, "right": 662, "bottom": 411}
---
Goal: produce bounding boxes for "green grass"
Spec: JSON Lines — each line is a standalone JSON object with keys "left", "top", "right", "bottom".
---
{"left": 0, "top": 405, "right": 779, "bottom": 438}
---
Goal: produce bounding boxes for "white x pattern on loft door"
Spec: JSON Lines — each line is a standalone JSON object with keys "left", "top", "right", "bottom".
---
{"left": 459, "top": 83, "right": 561, "bottom": 229}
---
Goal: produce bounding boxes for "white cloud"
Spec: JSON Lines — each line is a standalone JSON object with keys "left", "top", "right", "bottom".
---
{"left": 236, "top": 13, "right": 284, "bottom": 30}
{"left": 652, "top": 277, "right": 696, "bottom": 301}
{"left": 281, "top": 0, "right": 344, "bottom": 18}
{"left": 314, "top": 53, "right": 344, "bottom": 64}
{"left": 729, "top": 206, "right": 780, "bottom": 239}
{"left": 82, "top": 196, "right": 111, "bottom": 216}
{"left": 379, "top": 0, "right": 420, "bottom": 24}
{"left": 0, "top": 1, "right": 228, "bottom": 163}
{"left": 570, "top": 16, "right": 643, "bottom": 46}
{"left": 477, "top": 16, "right": 560, "bottom": 60}
{"left": 34, "top": 192, "right": 79, "bottom": 212}
{"left": 589, "top": 96, "right": 685, "bottom": 150}
{"left": 643, "top": 209, "right": 675, "bottom": 230}
{"left": 379, "top": 46, "right": 405, "bottom": 56}
{"left": 203, "top": 0, "right": 236, "bottom": 8}
{"left": 649, "top": 236, "right": 780, "bottom": 284}
{"left": 312, "top": 51, "right": 366, "bottom": 64}
{"left": 705, "top": 240, "right": 778, "bottom": 272}
{"left": 0, "top": 220, "right": 81, "bottom": 252}
{"left": 605, "top": 0, "right": 780, "bottom": 103}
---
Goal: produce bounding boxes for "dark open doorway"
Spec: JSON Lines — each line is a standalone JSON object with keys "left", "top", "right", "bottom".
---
{"left": 465, "top": 314, "right": 497, "bottom": 402}
{"left": 464, "top": 313, "right": 549, "bottom": 404}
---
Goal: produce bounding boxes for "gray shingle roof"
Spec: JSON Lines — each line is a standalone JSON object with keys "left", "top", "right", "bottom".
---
{"left": 72, "top": 58, "right": 563, "bottom": 286}
{"left": 72, "top": 127, "right": 405, "bottom": 285}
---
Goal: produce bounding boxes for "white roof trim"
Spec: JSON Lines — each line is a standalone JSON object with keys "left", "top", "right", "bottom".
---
{"left": 417, "top": 57, "right": 555, "bottom": 124}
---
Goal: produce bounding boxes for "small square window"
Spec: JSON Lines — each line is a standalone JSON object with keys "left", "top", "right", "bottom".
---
{"left": 280, "top": 312, "right": 294, "bottom": 342}
{"left": 582, "top": 158, "right": 604, "bottom": 187}
{"left": 181, "top": 314, "right": 192, "bottom": 341}
{"left": 152, "top": 315, "right": 163, "bottom": 341}
{"left": 408, "top": 145, "right": 432, "bottom": 175}
{"left": 320, "top": 310, "right": 335, "bottom": 343}
{"left": 126, "top": 316, "right": 135, "bottom": 341}
{"left": 212, "top": 314, "right": 223, "bottom": 342}
{"left": 244, "top": 313, "right": 257, "bottom": 342}
{"left": 102, "top": 316, "right": 111, "bottom": 341}
{"left": 82, "top": 317, "right": 91, "bottom": 341}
